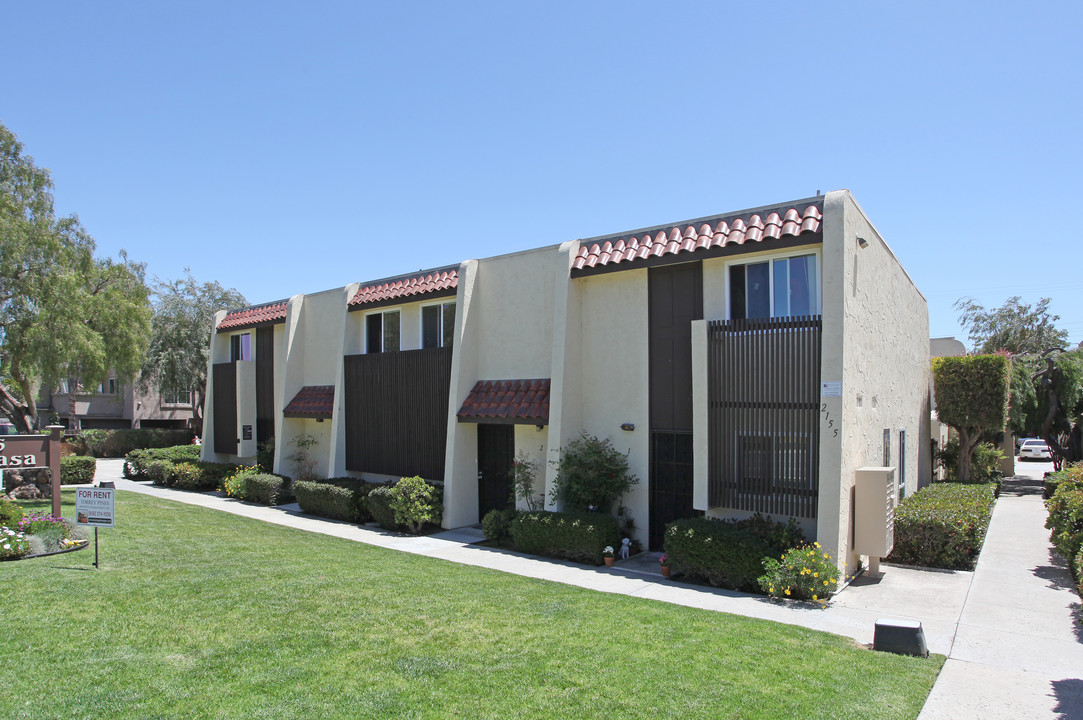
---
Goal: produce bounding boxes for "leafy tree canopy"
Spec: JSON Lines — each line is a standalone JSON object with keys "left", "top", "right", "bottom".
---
{"left": 0, "top": 121, "right": 151, "bottom": 432}
{"left": 140, "top": 270, "right": 245, "bottom": 437}
{"left": 1008, "top": 349, "right": 1083, "bottom": 466}
{"left": 932, "top": 354, "right": 1010, "bottom": 482}
{"left": 955, "top": 296, "right": 1068, "bottom": 355}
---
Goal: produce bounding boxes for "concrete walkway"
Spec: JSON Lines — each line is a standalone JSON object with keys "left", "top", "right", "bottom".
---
{"left": 917, "top": 463, "right": 1083, "bottom": 719}
{"left": 91, "top": 458, "right": 1082, "bottom": 717}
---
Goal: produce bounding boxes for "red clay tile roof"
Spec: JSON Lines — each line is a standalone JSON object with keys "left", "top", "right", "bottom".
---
{"left": 349, "top": 267, "right": 458, "bottom": 309}
{"left": 283, "top": 385, "right": 335, "bottom": 418}
{"left": 217, "top": 300, "right": 289, "bottom": 332}
{"left": 572, "top": 202, "right": 823, "bottom": 273}
{"left": 457, "top": 379, "right": 551, "bottom": 424}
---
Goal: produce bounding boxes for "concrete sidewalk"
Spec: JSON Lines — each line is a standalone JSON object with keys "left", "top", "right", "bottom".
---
{"left": 918, "top": 465, "right": 1083, "bottom": 719}
{"left": 91, "top": 458, "right": 1082, "bottom": 717}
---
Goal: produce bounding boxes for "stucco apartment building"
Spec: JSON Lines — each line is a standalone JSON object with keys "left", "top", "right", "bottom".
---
{"left": 202, "top": 190, "right": 930, "bottom": 571}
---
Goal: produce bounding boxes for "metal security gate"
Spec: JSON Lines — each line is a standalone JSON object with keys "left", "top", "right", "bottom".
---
{"left": 707, "top": 316, "right": 821, "bottom": 518}
{"left": 477, "top": 424, "right": 514, "bottom": 519}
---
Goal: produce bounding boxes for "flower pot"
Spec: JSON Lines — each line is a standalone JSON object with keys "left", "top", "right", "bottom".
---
{"left": 660, "top": 565, "right": 671, "bottom": 578}
{"left": 604, "top": 557, "right": 615, "bottom": 567}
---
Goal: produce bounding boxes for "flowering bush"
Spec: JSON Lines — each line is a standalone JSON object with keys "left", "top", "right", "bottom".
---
{"left": 0, "top": 497, "right": 24, "bottom": 527}
{"left": 14, "top": 514, "right": 84, "bottom": 554}
{"left": 548, "top": 433, "right": 638, "bottom": 513}
{"left": 0, "top": 526, "right": 31, "bottom": 560}
{"left": 602, "top": 545, "right": 615, "bottom": 558}
{"left": 221, "top": 466, "right": 259, "bottom": 499}
{"left": 758, "top": 543, "right": 840, "bottom": 605}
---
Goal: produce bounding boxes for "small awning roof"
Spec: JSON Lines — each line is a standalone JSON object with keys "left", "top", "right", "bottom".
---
{"left": 283, "top": 385, "right": 335, "bottom": 419}
{"left": 457, "top": 379, "right": 550, "bottom": 425}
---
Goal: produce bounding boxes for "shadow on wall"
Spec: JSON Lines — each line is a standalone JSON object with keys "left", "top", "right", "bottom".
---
{"left": 1052, "top": 677, "right": 1083, "bottom": 720}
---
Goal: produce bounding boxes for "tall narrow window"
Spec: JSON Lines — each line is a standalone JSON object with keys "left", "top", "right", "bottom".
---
{"left": 898, "top": 429, "right": 907, "bottom": 499}
{"left": 230, "top": 333, "right": 252, "bottom": 361}
{"left": 422, "top": 302, "right": 456, "bottom": 349}
{"left": 730, "top": 253, "right": 819, "bottom": 320}
{"left": 366, "top": 310, "right": 400, "bottom": 353}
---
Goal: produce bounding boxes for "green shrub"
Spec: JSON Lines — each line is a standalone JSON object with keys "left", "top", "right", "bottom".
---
{"left": 663, "top": 518, "right": 774, "bottom": 591}
{"left": 59, "top": 455, "right": 97, "bottom": 485}
{"left": 0, "top": 497, "right": 25, "bottom": 526}
{"left": 1074, "top": 546, "right": 1083, "bottom": 595}
{"left": 172, "top": 462, "right": 211, "bottom": 491}
{"left": 387, "top": 476, "right": 442, "bottom": 534}
{"left": 482, "top": 508, "right": 517, "bottom": 543}
{"left": 147, "top": 460, "right": 177, "bottom": 486}
{"left": 79, "top": 429, "right": 194, "bottom": 458}
{"left": 731, "top": 513, "right": 806, "bottom": 556}
{"left": 759, "top": 543, "right": 840, "bottom": 604}
{"left": 257, "top": 438, "right": 275, "bottom": 473}
{"left": 294, "top": 481, "right": 360, "bottom": 522}
{"left": 1044, "top": 464, "right": 1083, "bottom": 500}
{"left": 196, "top": 462, "right": 239, "bottom": 490}
{"left": 221, "top": 466, "right": 260, "bottom": 499}
{"left": 888, "top": 483, "right": 996, "bottom": 570}
{"left": 125, "top": 444, "right": 202, "bottom": 479}
{"left": 936, "top": 438, "right": 1004, "bottom": 486}
{"left": 323, "top": 478, "right": 375, "bottom": 522}
{"left": 509, "top": 510, "right": 620, "bottom": 565}
{"left": 246, "top": 474, "right": 293, "bottom": 505}
{"left": 1045, "top": 484, "right": 1083, "bottom": 565}
{"left": 367, "top": 486, "right": 399, "bottom": 530}
{"left": 549, "top": 433, "right": 638, "bottom": 513}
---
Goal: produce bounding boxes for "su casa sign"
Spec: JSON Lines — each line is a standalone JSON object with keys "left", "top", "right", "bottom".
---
{"left": 0, "top": 427, "right": 64, "bottom": 517}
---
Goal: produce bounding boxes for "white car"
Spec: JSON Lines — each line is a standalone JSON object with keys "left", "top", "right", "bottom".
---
{"left": 1018, "top": 439, "right": 1051, "bottom": 461}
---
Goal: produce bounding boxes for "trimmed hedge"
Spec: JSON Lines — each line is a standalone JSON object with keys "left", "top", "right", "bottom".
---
{"left": 60, "top": 456, "right": 96, "bottom": 485}
{"left": 1045, "top": 481, "right": 1083, "bottom": 571}
{"left": 172, "top": 462, "right": 217, "bottom": 491}
{"left": 147, "top": 460, "right": 176, "bottom": 486}
{"left": 125, "top": 445, "right": 202, "bottom": 479}
{"left": 1044, "top": 465, "right": 1083, "bottom": 500}
{"left": 294, "top": 481, "right": 363, "bottom": 522}
{"left": 509, "top": 510, "right": 620, "bottom": 565}
{"left": 246, "top": 474, "right": 293, "bottom": 506}
{"left": 888, "top": 483, "right": 996, "bottom": 570}
{"left": 367, "top": 486, "right": 399, "bottom": 530}
{"left": 482, "top": 508, "right": 517, "bottom": 543}
{"left": 78, "top": 428, "right": 194, "bottom": 458}
{"left": 663, "top": 518, "right": 774, "bottom": 591}
{"left": 1074, "top": 546, "right": 1083, "bottom": 596}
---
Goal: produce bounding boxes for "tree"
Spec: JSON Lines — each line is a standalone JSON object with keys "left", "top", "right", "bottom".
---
{"left": 932, "top": 354, "right": 1010, "bottom": 482}
{"left": 955, "top": 296, "right": 1068, "bottom": 355}
{"left": 1008, "top": 349, "right": 1083, "bottom": 470}
{"left": 140, "top": 270, "right": 245, "bottom": 437}
{"left": 0, "top": 121, "right": 151, "bottom": 433}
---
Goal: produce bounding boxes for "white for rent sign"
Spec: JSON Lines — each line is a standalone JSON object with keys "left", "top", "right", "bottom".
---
{"left": 76, "top": 487, "right": 115, "bottom": 528}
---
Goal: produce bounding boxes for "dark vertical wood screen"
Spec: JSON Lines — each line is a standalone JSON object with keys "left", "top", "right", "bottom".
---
{"left": 343, "top": 347, "right": 452, "bottom": 480}
{"left": 255, "top": 327, "right": 275, "bottom": 445}
{"left": 707, "top": 316, "right": 821, "bottom": 518}
{"left": 212, "top": 362, "right": 238, "bottom": 455}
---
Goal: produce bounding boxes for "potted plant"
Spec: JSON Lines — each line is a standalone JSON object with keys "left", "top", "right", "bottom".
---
{"left": 603, "top": 545, "right": 615, "bottom": 567}
{"left": 659, "top": 554, "right": 670, "bottom": 578}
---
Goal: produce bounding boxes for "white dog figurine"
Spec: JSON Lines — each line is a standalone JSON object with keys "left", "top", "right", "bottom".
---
{"left": 619, "top": 538, "right": 632, "bottom": 560}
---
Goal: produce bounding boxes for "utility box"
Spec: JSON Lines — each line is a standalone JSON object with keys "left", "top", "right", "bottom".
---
{"left": 855, "top": 467, "right": 896, "bottom": 566}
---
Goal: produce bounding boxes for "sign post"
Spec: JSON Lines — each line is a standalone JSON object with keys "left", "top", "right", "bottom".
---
{"left": 0, "top": 426, "right": 64, "bottom": 518}
{"left": 76, "top": 486, "right": 115, "bottom": 569}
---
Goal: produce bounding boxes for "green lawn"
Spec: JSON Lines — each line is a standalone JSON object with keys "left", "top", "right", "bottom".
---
{"left": 3, "top": 490, "right": 943, "bottom": 719}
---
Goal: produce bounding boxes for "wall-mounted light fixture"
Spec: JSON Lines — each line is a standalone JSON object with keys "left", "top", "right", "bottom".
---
{"left": 535, "top": 424, "right": 544, "bottom": 432}
{"left": 620, "top": 423, "right": 635, "bottom": 432}
{"left": 857, "top": 236, "right": 869, "bottom": 249}
{"left": 316, "top": 417, "right": 324, "bottom": 423}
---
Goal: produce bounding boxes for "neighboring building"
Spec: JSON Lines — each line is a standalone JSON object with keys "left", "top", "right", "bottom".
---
{"left": 202, "top": 190, "right": 930, "bottom": 573}
{"left": 39, "top": 374, "right": 195, "bottom": 430}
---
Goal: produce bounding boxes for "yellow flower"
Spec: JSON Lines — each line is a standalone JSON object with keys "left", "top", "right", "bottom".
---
{"left": 814, "top": 542, "right": 821, "bottom": 548}
{"left": 823, "top": 580, "right": 829, "bottom": 585}
{"left": 824, "top": 553, "right": 830, "bottom": 559}
{"left": 812, "top": 594, "right": 818, "bottom": 601}
{"left": 830, "top": 578, "right": 837, "bottom": 584}
{"left": 768, "top": 587, "right": 775, "bottom": 594}
{"left": 813, "top": 572, "right": 818, "bottom": 578}
{"left": 784, "top": 588, "right": 791, "bottom": 596}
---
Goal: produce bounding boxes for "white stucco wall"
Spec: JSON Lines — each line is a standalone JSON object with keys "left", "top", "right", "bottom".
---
{"left": 818, "top": 190, "right": 930, "bottom": 575}
{"left": 554, "top": 267, "right": 651, "bottom": 542}
{"left": 443, "top": 247, "right": 560, "bottom": 528}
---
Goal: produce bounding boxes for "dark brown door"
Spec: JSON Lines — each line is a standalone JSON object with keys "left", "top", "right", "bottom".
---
{"left": 648, "top": 262, "right": 702, "bottom": 549}
{"left": 255, "top": 326, "right": 275, "bottom": 445}
{"left": 212, "top": 362, "right": 238, "bottom": 455}
{"left": 477, "top": 424, "right": 514, "bottom": 520}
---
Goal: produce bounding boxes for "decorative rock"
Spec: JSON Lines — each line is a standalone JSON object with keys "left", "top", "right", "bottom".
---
{"left": 9, "top": 483, "right": 43, "bottom": 500}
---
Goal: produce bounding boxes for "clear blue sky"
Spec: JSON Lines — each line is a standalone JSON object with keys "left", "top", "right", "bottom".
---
{"left": 4, "top": 2, "right": 1081, "bottom": 347}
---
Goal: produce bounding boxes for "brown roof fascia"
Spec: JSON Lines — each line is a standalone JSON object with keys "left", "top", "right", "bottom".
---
{"left": 455, "top": 414, "right": 549, "bottom": 426}
{"left": 570, "top": 233, "right": 823, "bottom": 279}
